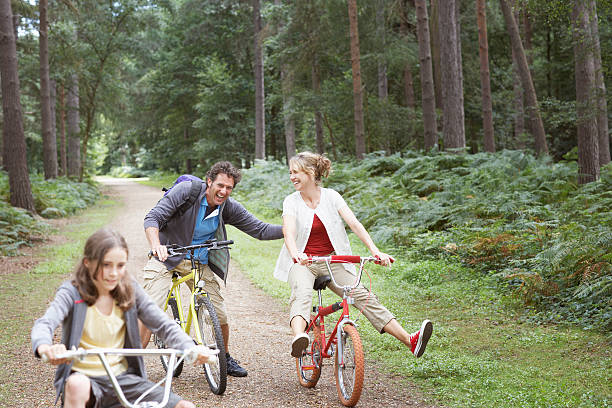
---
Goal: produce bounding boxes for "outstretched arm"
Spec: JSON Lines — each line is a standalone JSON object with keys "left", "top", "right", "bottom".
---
{"left": 338, "top": 205, "right": 392, "bottom": 266}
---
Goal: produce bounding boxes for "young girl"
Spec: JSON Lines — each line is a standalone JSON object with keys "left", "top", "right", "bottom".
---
{"left": 32, "top": 228, "right": 210, "bottom": 408}
{"left": 274, "top": 152, "right": 433, "bottom": 359}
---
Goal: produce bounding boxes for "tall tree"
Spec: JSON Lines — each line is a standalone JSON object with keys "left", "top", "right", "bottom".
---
{"left": 438, "top": 0, "right": 466, "bottom": 150}
{"left": 39, "top": 0, "right": 58, "bottom": 179}
{"left": 511, "top": 3, "right": 525, "bottom": 148}
{"left": 398, "top": 0, "right": 415, "bottom": 113}
{"left": 0, "top": 0, "right": 35, "bottom": 211}
{"left": 276, "top": 0, "right": 296, "bottom": 161}
{"left": 572, "top": 1, "right": 599, "bottom": 184}
{"left": 415, "top": 0, "right": 437, "bottom": 150}
{"left": 499, "top": 0, "right": 548, "bottom": 155}
{"left": 58, "top": 82, "right": 67, "bottom": 176}
{"left": 376, "top": 0, "right": 388, "bottom": 99}
{"left": 66, "top": 74, "right": 80, "bottom": 178}
{"left": 588, "top": 0, "right": 610, "bottom": 166}
{"left": 253, "top": 0, "right": 265, "bottom": 160}
{"left": 312, "top": 55, "right": 324, "bottom": 154}
{"left": 347, "top": 0, "right": 366, "bottom": 159}
{"left": 476, "top": 0, "right": 495, "bottom": 152}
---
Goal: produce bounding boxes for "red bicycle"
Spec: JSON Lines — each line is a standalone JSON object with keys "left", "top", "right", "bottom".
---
{"left": 295, "top": 255, "right": 385, "bottom": 407}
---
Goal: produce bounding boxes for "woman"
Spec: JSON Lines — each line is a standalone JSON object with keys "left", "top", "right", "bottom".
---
{"left": 274, "top": 152, "right": 432, "bottom": 358}
{"left": 32, "top": 228, "right": 211, "bottom": 408}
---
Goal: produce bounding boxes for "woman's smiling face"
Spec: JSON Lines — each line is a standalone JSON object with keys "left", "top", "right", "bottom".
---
{"left": 289, "top": 165, "right": 315, "bottom": 191}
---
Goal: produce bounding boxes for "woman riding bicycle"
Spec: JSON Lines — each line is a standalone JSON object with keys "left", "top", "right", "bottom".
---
{"left": 32, "top": 228, "right": 211, "bottom": 408}
{"left": 273, "top": 152, "right": 433, "bottom": 359}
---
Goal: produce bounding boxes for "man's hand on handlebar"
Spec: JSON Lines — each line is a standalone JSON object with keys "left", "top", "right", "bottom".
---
{"left": 150, "top": 245, "right": 169, "bottom": 262}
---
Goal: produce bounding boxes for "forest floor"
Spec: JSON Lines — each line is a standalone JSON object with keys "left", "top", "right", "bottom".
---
{"left": 2, "top": 178, "right": 440, "bottom": 408}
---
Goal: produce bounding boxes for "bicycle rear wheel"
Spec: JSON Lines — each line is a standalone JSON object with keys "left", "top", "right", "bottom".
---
{"left": 196, "top": 295, "right": 227, "bottom": 395}
{"left": 334, "top": 324, "right": 364, "bottom": 407}
{"left": 296, "top": 323, "right": 322, "bottom": 388}
{"left": 154, "top": 298, "right": 184, "bottom": 377}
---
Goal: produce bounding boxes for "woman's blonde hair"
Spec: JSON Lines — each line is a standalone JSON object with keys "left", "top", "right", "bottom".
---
{"left": 72, "top": 228, "right": 134, "bottom": 311}
{"left": 289, "top": 151, "right": 332, "bottom": 185}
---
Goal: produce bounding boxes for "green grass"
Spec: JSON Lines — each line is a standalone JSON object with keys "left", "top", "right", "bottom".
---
{"left": 227, "top": 225, "right": 611, "bottom": 408}
{"left": 0, "top": 196, "right": 120, "bottom": 406}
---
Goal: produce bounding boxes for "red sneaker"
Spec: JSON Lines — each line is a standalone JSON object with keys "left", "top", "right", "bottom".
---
{"left": 409, "top": 320, "right": 433, "bottom": 358}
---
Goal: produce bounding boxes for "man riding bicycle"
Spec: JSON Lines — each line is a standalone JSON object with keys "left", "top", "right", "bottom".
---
{"left": 139, "top": 161, "right": 283, "bottom": 377}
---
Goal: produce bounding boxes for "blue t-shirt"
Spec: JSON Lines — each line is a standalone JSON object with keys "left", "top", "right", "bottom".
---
{"left": 190, "top": 199, "right": 220, "bottom": 264}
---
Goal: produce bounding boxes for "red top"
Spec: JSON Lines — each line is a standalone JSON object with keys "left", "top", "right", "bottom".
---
{"left": 304, "top": 214, "right": 334, "bottom": 256}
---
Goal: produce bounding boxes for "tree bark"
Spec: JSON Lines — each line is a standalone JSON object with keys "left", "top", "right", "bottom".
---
{"left": 58, "top": 82, "right": 67, "bottom": 176}
{"left": 39, "top": 0, "right": 57, "bottom": 179}
{"left": 347, "top": 0, "right": 366, "bottom": 159}
{"left": 415, "top": 0, "right": 437, "bottom": 150}
{"left": 588, "top": 0, "right": 610, "bottom": 166}
{"left": 499, "top": 0, "right": 548, "bottom": 155}
{"left": 476, "top": 0, "right": 495, "bottom": 152}
{"left": 430, "top": 0, "right": 443, "bottom": 111}
{"left": 50, "top": 78, "right": 57, "bottom": 163}
{"left": 512, "top": 4, "right": 525, "bottom": 148}
{"left": 0, "top": 0, "right": 35, "bottom": 211}
{"left": 312, "top": 55, "right": 324, "bottom": 154}
{"left": 276, "top": 0, "right": 296, "bottom": 161}
{"left": 253, "top": 0, "right": 265, "bottom": 160}
{"left": 438, "top": 0, "right": 466, "bottom": 151}
{"left": 67, "top": 74, "right": 81, "bottom": 178}
{"left": 572, "top": 1, "right": 599, "bottom": 184}
{"left": 376, "top": 0, "right": 388, "bottom": 99}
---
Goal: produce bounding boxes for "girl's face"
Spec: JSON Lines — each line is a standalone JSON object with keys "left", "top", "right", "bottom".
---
{"left": 86, "top": 246, "right": 128, "bottom": 295}
{"left": 289, "top": 164, "right": 315, "bottom": 191}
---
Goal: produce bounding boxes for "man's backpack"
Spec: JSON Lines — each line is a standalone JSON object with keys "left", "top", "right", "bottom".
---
{"left": 161, "top": 174, "right": 204, "bottom": 217}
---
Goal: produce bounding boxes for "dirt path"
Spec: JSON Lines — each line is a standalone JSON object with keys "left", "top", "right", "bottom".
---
{"left": 15, "top": 178, "right": 438, "bottom": 408}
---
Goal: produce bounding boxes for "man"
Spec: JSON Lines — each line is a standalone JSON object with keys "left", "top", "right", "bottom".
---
{"left": 140, "top": 161, "right": 282, "bottom": 377}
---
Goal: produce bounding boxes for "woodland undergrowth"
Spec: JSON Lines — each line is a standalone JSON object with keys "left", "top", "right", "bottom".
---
{"left": 0, "top": 172, "right": 99, "bottom": 256}
{"left": 234, "top": 151, "right": 612, "bottom": 334}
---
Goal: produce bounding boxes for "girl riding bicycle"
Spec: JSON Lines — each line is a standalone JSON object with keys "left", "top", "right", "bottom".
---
{"left": 273, "top": 152, "right": 433, "bottom": 359}
{"left": 32, "top": 228, "right": 211, "bottom": 408}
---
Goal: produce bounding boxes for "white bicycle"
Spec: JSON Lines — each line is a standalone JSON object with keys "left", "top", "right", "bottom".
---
{"left": 43, "top": 347, "right": 218, "bottom": 408}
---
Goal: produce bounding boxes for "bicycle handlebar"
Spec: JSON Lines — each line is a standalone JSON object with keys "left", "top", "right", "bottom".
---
{"left": 41, "top": 347, "right": 219, "bottom": 363}
{"left": 148, "top": 239, "right": 234, "bottom": 259}
{"left": 308, "top": 254, "right": 395, "bottom": 265}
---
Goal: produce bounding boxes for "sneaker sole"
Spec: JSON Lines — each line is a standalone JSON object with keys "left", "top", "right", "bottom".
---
{"left": 414, "top": 320, "right": 433, "bottom": 358}
{"left": 291, "top": 335, "right": 309, "bottom": 358}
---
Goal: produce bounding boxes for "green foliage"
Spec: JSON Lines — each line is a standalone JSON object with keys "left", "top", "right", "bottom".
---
{"left": 233, "top": 153, "right": 612, "bottom": 333}
{"left": 0, "top": 172, "right": 100, "bottom": 255}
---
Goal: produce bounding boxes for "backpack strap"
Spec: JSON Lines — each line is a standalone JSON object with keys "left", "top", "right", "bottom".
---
{"left": 176, "top": 179, "right": 203, "bottom": 216}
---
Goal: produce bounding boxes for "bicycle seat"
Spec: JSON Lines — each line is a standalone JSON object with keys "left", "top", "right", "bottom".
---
{"left": 313, "top": 275, "right": 331, "bottom": 291}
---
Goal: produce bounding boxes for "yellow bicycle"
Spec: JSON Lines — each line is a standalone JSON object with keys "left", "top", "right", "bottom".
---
{"left": 151, "top": 239, "right": 232, "bottom": 395}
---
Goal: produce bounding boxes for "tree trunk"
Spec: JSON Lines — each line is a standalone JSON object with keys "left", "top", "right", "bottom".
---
{"left": 50, "top": 78, "right": 57, "bottom": 164}
{"left": 58, "top": 82, "right": 67, "bottom": 176}
{"left": 253, "top": 0, "right": 265, "bottom": 160}
{"left": 476, "top": 0, "right": 495, "bottom": 152}
{"left": 312, "top": 55, "right": 324, "bottom": 154}
{"left": 572, "top": 1, "right": 599, "bottom": 184}
{"left": 184, "top": 127, "right": 192, "bottom": 173}
{"left": 438, "top": 0, "right": 466, "bottom": 151}
{"left": 276, "top": 0, "right": 296, "bottom": 161}
{"left": 347, "top": 0, "right": 366, "bottom": 159}
{"left": 376, "top": 0, "right": 388, "bottom": 99}
{"left": 499, "top": 0, "right": 548, "bottom": 155}
{"left": 511, "top": 4, "right": 525, "bottom": 148}
{"left": 67, "top": 74, "right": 81, "bottom": 178}
{"left": 430, "top": 0, "right": 443, "bottom": 111}
{"left": 415, "top": 0, "right": 437, "bottom": 150}
{"left": 39, "top": 0, "right": 57, "bottom": 179}
{"left": 588, "top": 0, "right": 610, "bottom": 166}
{"left": 0, "top": 0, "right": 35, "bottom": 211}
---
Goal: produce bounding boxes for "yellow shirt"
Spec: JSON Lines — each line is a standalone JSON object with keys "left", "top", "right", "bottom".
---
{"left": 71, "top": 302, "right": 129, "bottom": 377}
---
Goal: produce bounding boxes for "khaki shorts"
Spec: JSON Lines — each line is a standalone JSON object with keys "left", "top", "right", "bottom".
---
{"left": 142, "top": 258, "right": 228, "bottom": 325}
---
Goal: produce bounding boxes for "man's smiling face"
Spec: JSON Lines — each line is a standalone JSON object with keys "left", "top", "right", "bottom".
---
{"left": 206, "top": 173, "right": 235, "bottom": 207}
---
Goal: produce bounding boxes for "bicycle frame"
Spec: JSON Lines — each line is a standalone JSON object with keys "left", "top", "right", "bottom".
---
{"left": 163, "top": 266, "right": 204, "bottom": 344}
{"left": 303, "top": 255, "right": 373, "bottom": 369}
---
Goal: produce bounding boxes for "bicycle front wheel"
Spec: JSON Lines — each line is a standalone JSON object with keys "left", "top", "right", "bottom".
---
{"left": 334, "top": 324, "right": 364, "bottom": 407}
{"left": 196, "top": 295, "right": 227, "bottom": 395}
{"left": 154, "top": 298, "right": 184, "bottom": 377}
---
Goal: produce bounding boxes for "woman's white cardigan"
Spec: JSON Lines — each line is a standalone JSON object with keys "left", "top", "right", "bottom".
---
{"left": 274, "top": 188, "right": 356, "bottom": 282}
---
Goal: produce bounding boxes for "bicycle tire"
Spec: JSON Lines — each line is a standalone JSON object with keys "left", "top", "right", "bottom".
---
{"left": 334, "top": 324, "right": 364, "bottom": 407}
{"left": 196, "top": 295, "right": 227, "bottom": 395}
{"left": 296, "top": 324, "right": 322, "bottom": 388}
{"left": 153, "top": 298, "right": 184, "bottom": 377}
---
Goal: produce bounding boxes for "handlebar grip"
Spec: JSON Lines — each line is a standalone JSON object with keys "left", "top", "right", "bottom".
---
{"left": 330, "top": 255, "right": 362, "bottom": 264}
